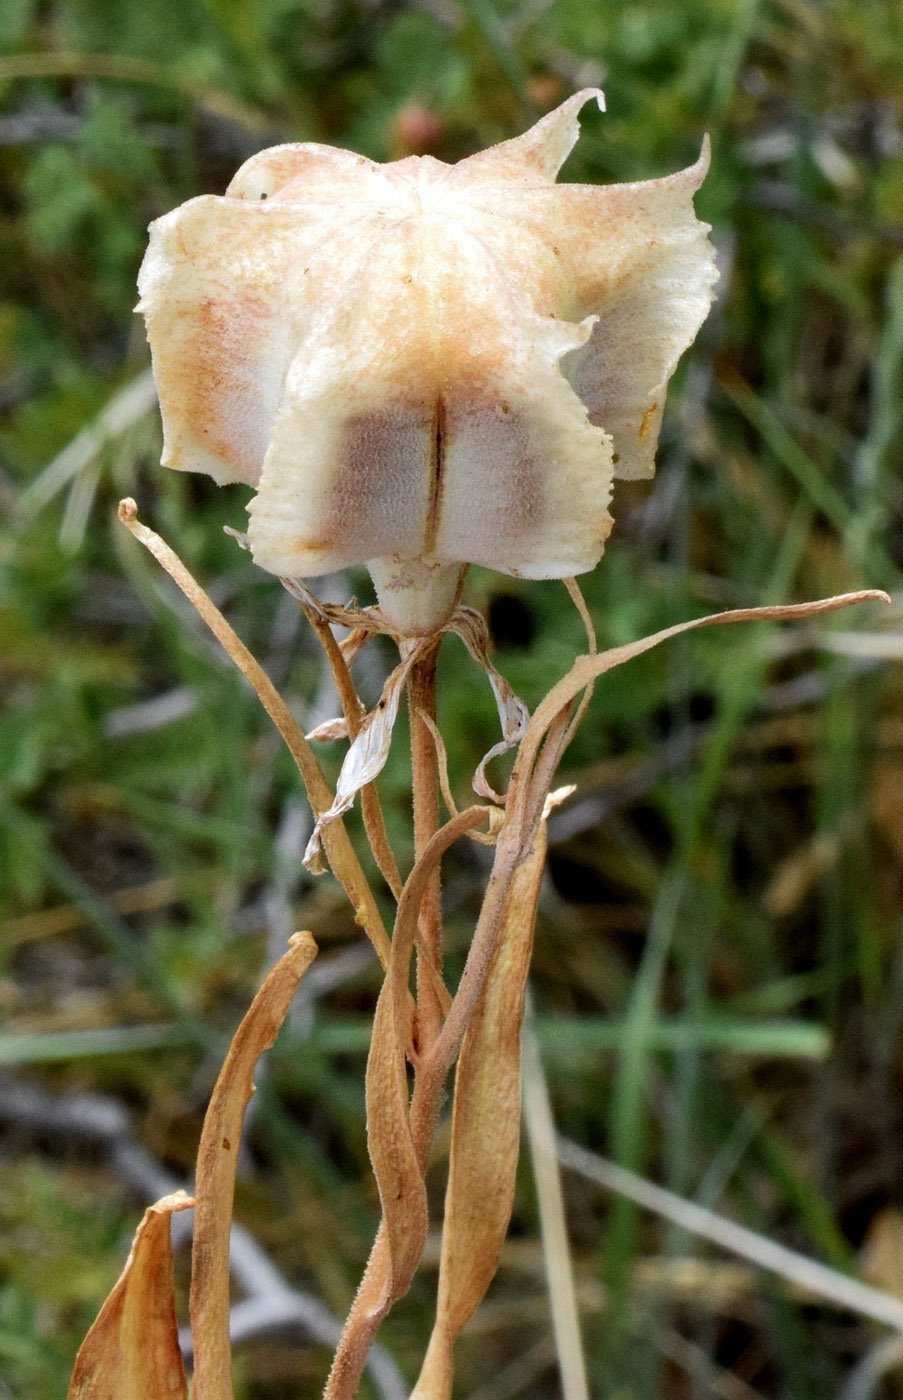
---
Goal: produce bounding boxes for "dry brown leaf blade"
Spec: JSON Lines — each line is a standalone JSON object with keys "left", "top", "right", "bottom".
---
{"left": 323, "top": 963, "right": 429, "bottom": 1400}
{"left": 305, "top": 648, "right": 422, "bottom": 868}
{"left": 364, "top": 811, "right": 489, "bottom": 1298}
{"left": 365, "top": 978, "right": 429, "bottom": 1294}
{"left": 517, "top": 591, "right": 890, "bottom": 794}
{"left": 446, "top": 608, "right": 529, "bottom": 802}
{"left": 412, "top": 823, "right": 548, "bottom": 1399}
{"left": 68, "top": 1190, "right": 193, "bottom": 1400}
{"left": 190, "top": 931, "right": 317, "bottom": 1400}
{"left": 118, "top": 500, "right": 391, "bottom": 966}
{"left": 326, "top": 807, "right": 490, "bottom": 1397}
{"left": 306, "top": 717, "right": 350, "bottom": 743}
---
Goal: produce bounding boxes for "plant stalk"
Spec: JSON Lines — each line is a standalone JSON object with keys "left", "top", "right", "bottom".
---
{"left": 407, "top": 639, "right": 445, "bottom": 1056}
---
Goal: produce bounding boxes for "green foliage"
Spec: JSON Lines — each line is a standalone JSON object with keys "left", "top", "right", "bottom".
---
{"left": 1, "top": 0, "right": 902, "bottom": 1395}
{"left": 0, "top": 1162, "right": 133, "bottom": 1400}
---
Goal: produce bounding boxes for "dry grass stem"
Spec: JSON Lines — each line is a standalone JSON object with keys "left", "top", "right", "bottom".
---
{"left": 558, "top": 1138, "right": 903, "bottom": 1333}
{"left": 521, "top": 1004, "right": 589, "bottom": 1400}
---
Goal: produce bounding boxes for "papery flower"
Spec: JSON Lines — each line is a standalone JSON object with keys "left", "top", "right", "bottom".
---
{"left": 138, "top": 90, "right": 717, "bottom": 634}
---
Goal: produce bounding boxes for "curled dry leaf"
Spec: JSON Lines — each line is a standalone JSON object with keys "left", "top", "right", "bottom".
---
{"left": 138, "top": 90, "right": 717, "bottom": 635}
{"left": 191, "top": 930, "right": 317, "bottom": 1400}
{"left": 304, "top": 606, "right": 530, "bottom": 865}
{"left": 118, "top": 501, "right": 391, "bottom": 967}
{"left": 69, "top": 934, "right": 319, "bottom": 1400}
{"left": 445, "top": 607, "right": 529, "bottom": 802}
{"left": 512, "top": 590, "right": 892, "bottom": 809}
{"left": 412, "top": 822, "right": 548, "bottom": 1400}
{"left": 303, "top": 640, "right": 428, "bottom": 868}
{"left": 306, "top": 717, "right": 350, "bottom": 743}
{"left": 361, "top": 820, "right": 489, "bottom": 1317}
{"left": 325, "top": 807, "right": 490, "bottom": 1398}
{"left": 68, "top": 1191, "right": 193, "bottom": 1400}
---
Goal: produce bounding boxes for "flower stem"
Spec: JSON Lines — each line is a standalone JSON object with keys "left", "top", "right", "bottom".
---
{"left": 300, "top": 600, "right": 403, "bottom": 899}
{"left": 407, "top": 638, "right": 445, "bottom": 1056}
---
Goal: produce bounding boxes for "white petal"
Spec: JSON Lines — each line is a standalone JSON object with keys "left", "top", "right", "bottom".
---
{"left": 455, "top": 89, "right": 605, "bottom": 183}
{"left": 137, "top": 147, "right": 416, "bottom": 490}
{"left": 461, "top": 142, "right": 718, "bottom": 479}
{"left": 225, "top": 142, "right": 394, "bottom": 203}
{"left": 429, "top": 230, "right": 612, "bottom": 576}
{"left": 246, "top": 217, "right": 436, "bottom": 575}
{"left": 246, "top": 213, "right": 613, "bottom": 581}
{"left": 139, "top": 91, "right": 717, "bottom": 619}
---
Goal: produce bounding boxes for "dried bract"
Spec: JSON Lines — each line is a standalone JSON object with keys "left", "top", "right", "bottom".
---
{"left": 138, "top": 91, "right": 717, "bottom": 633}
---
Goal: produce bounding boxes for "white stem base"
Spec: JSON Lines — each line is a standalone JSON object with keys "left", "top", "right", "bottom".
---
{"left": 368, "top": 556, "right": 466, "bottom": 636}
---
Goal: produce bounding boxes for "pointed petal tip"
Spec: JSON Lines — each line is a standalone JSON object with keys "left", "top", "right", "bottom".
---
{"left": 697, "top": 132, "right": 712, "bottom": 179}
{"left": 461, "top": 87, "right": 606, "bottom": 182}
{"left": 577, "top": 85, "right": 606, "bottom": 115}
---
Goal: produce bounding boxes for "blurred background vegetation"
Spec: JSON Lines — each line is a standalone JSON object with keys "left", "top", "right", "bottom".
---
{"left": 2, "top": 0, "right": 903, "bottom": 1396}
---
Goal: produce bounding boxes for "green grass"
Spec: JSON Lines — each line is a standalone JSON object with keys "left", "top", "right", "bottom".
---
{"left": 2, "top": 0, "right": 903, "bottom": 1395}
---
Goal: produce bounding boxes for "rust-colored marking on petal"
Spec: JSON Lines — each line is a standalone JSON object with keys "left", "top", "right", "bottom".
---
{"left": 423, "top": 396, "right": 446, "bottom": 557}
{"left": 639, "top": 402, "right": 658, "bottom": 440}
{"left": 176, "top": 292, "right": 277, "bottom": 482}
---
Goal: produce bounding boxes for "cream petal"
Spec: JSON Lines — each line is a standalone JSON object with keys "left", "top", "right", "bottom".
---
{"left": 246, "top": 219, "right": 436, "bottom": 576}
{"left": 429, "top": 229, "right": 612, "bottom": 577}
{"left": 436, "top": 349, "right": 614, "bottom": 577}
{"left": 460, "top": 144, "right": 718, "bottom": 479}
{"left": 138, "top": 88, "right": 717, "bottom": 623}
{"left": 454, "top": 88, "right": 605, "bottom": 183}
{"left": 225, "top": 142, "right": 391, "bottom": 202}
{"left": 246, "top": 214, "right": 613, "bottom": 581}
{"left": 137, "top": 197, "right": 400, "bottom": 488}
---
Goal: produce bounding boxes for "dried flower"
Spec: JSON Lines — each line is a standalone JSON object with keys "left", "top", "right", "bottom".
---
{"left": 68, "top": 89, "right": 889, "bottom": 1400}
{"left": 138, "top": 90, "right": 717, "bottom": 634}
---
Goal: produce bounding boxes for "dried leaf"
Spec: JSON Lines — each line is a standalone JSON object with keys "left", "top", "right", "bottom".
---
{"left": 446, "top": 607, "right": 529, "bottom": 802}
{"left": 325, "top": 807, "right": 489, "bottom": 1398}
{"left": 366, "top": 807, "right": 490, "bottom": 1298}
{"left": 304, "top": 646, "right": 423, "bottom": 867}
{"left": 306, "top": 717, "right": 349, "bottom": 743}
{"left": 68, "top": 1191, "right": 193, "bottom": 1400}
{"left": 190, "top": 931, "right": 317, "bottom": 1400}
{"left": 118, "top": 502, "right": 390, "bottom": 969}
{"left": 365, "top": 977, "right": 428, "bottom": 1295}
{"left": 412, "top": 824, "right": 547, "bottom": 1399}
{"left": 305, "top": 605, "right": 529, "bottom": 864}
{"left": 514, "top": 591, "right": 891, "bottom": 809}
